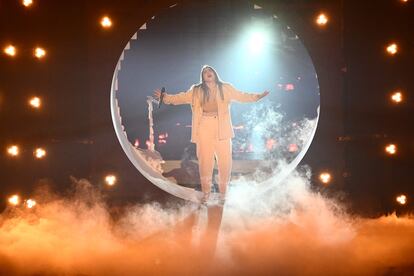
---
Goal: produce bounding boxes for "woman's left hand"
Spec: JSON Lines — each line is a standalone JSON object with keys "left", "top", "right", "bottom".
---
{"left": 259, "top": 90, "right": 270, "bottom": 99}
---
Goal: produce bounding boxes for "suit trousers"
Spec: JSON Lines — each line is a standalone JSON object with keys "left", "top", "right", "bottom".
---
{"left": 196, "top": 114, "right": 232, "bottom": 194}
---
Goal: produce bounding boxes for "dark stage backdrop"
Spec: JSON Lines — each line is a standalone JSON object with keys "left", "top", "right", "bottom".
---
{"left": 1, "top": 0, "right": 412, "bottom": 215}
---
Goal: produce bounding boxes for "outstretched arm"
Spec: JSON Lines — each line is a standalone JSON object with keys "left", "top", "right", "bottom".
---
{"left": 153, "top": 87, "right": 193, "bottom": 105}
{"left": 228, "top": 84, "right": 269, "bottom": 103}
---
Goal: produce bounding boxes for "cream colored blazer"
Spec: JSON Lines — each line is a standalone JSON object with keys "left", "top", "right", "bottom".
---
{"left": 163, "top": 83, "right": 262, "bottom": 143}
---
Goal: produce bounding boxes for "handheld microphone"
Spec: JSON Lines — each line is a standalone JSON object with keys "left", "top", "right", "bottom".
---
{"left": 158, "top": 87, "right": 165, "bottom": 108}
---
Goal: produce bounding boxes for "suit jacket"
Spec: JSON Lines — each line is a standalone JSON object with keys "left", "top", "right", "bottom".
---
{"left": 163, "top": 83, "right": 262, "bottom": 143}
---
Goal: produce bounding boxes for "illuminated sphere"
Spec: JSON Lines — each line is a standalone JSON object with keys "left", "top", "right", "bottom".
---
{"left": 110, "top": 1, "right": 320, "bottom": 202}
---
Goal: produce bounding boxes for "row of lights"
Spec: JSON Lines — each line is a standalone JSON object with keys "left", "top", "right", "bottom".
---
{"left": 6, "top": 174, "right": 117, "bottom": 208}
{"left": 3, "top": 45, "right": 46, "bottom": 58}
{"left": 11, "top": 0, "right": 409, "bottom": 209}
{"left": 7, "top": 145, "right": 47, "bottom": 159}
{"left": 4, "top": 2, "right": 115, "bottom": 210}
{"left": 317, "top": 172, "right": 408, "bottom": 205}
{"left": 315, "top": 5, "right": 409, "bottom": 206}
{"left": 4, "top": 95, "right": 43, "bottom": 159}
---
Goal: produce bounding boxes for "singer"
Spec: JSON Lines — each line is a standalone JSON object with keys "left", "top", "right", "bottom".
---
{"left": 154, "top": 65, "right": 269, "bottom": 204}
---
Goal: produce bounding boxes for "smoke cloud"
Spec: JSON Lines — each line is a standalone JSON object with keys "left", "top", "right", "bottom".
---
{"left": 1, "top": 172, "right": 413, "bottom": 275}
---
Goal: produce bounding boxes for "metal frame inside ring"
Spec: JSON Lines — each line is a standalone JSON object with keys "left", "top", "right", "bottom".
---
{"left": 110, "top": 2, "right": 320, "bottom": 203}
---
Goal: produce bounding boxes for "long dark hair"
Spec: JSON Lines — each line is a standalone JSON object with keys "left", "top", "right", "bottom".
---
{"left": 195, "top": 65, "right": 224, "bottom": 105}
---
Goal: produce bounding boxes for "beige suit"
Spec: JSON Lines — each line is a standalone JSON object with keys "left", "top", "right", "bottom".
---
{"left": 163, "top": 83, "right": 262, "bottom": 194}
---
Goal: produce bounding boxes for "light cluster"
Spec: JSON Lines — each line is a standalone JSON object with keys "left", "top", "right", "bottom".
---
{"left": 4, "top": 45, "right": 17, "bottom": 56}
{"left": 22, "top": 0, "right": 33, "bottom": 7}
{"left": 3, "top": 45, "right": 47, "bottom": 58}
{"left": 29, "top": 96, "right": 42, "bottom": 108}
{"left": 316, "top": 13, "right": 328, "bottom": 26}
{"left": 396, "top": 194, "right": 407, "bottom": 205}
{"left": 7, "top": 145, "right": 20, "bottom": 157}
{"left": 34, "top": 47, "right": 46, "bottom": 59}
{"left": 385, "top": 144, "right": 397, "bottom": 155}
{"left": 386, "top": 43, "right": 398, "bottom": 55}
{"left": 319, "top": 172, "right": 332, "bottom": 184}
{"left": 7, "top": 194, "right": 37, "bottom": 209}
{"left": 390, "top": 91, "right": 403, "bottom": 103}
{"left": 105, "top": 174, "right": 117, "bottom": 186}
{"left": 100, "top": 16, "right": 112, "bottom": 28}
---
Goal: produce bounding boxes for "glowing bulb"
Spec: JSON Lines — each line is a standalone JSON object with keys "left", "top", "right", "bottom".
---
{"left": 316, "top": 13, "right": 329, "bottom": 26}
{"left": 7, "top": 145, "right": 19, "bottom": 157}
{"left": 396, "top": 194, "right": 407, "bottom": 205}
{"left": 26, "top": 199, "right": 37, "bottom": 208}
{"left": 390, "top": 92, "right": 403, "bottom": 103}
{"left": 34, "top": 148, "right": 46, "bottom": 159}
{"left": 319, "top": 172, "right": 332, "bottom": 184}
{"left": 29, "top": 96, "right": 41, "bottom": 108}
{"left": 8, "top": 195, "right": 20, "bottom": 206}
{"left": 386, "top": 43, "right": 398, "bottom": 55}
{"left": 4, "top": 45, "right": 16, "bottom": 56}
{"left": 34, "top": 47, "right": 46, "bottom": 59}
{"left": 100, "top": 16, "right": 112, "bottom": 28}
{"left": 105, "top": 174, "right": 117, "bottom": 186}
{"left": 22, "top": 0, "right": 33, "bottom": 7}
{"left": 385, "top": 144, "right": 397, "bottom": 155}
{"left": 400, "top": 0, "right": 409, "bottom": 3}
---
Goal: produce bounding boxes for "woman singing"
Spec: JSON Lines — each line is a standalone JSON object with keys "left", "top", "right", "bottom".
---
{"left": 154, "top": 65, "right": 269, "bottom": 204}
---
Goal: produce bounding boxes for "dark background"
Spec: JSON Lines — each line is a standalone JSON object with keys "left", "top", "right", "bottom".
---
{"left": 0, "top": 0, "right": 412, "bottom": 216}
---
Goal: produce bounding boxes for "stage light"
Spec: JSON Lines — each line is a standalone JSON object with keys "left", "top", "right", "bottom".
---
{"left": 288, "top": 143, "right": 298, "bottom": 152}
{"left": 29, "top": 96, "right": 41, "bottom": 108}
{"left": 8, "top": 195, "right": 20, "bottom": 206}
{"left": 4, "top": 45, "right": 16, "bottom": 57}
{"left": 248, "top": 31, "right": 267, "bottom": 54}
{"left": 390, "top": 91, "right": 403, "bottom": 103}
{"left": 105, "top": 174, "right": 117, "bottom": 186}
{"left": 7, "top": 145, "right": 20, "bottom": 157}
{"left": 134, "top": 139, "right": 140, "bottom": 147}
{"left": 400, "top": 0, "right": 409, "bottom": 3}
{"left": 396, "top": 194, "right": 407, "bottom": 205}
{"left": 316, "top": 13, "right": 328, "bottom": 26}
{"left": 34, "top": 47, "right": 46, "bottom": 59}
{"left": 386, "top": 43, "right": 398, "bottom": 55}
{"left": 34, "top": 148, "right": 46, "bottom": 159}
{"left": 100, "top": 16, "right": 112, "bottom": 28}
{"left": 385, "top": 144, "right": 397, "bottom": 155}
{"left": 26, "top": 199, "right": 37, "bottom": 208}
{"left": 319, "top": 172, "right": 332, "bottom": 184}
{"left": 266, "top": 139, "right": 276, "bottom": 150}
{"left": 22, "top": 0, "right": 33, "bottom": 7}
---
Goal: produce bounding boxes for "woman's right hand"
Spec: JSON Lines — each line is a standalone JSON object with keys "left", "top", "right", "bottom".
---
{"left": 153, "top": 89, "right": 162, "bottom": 100}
